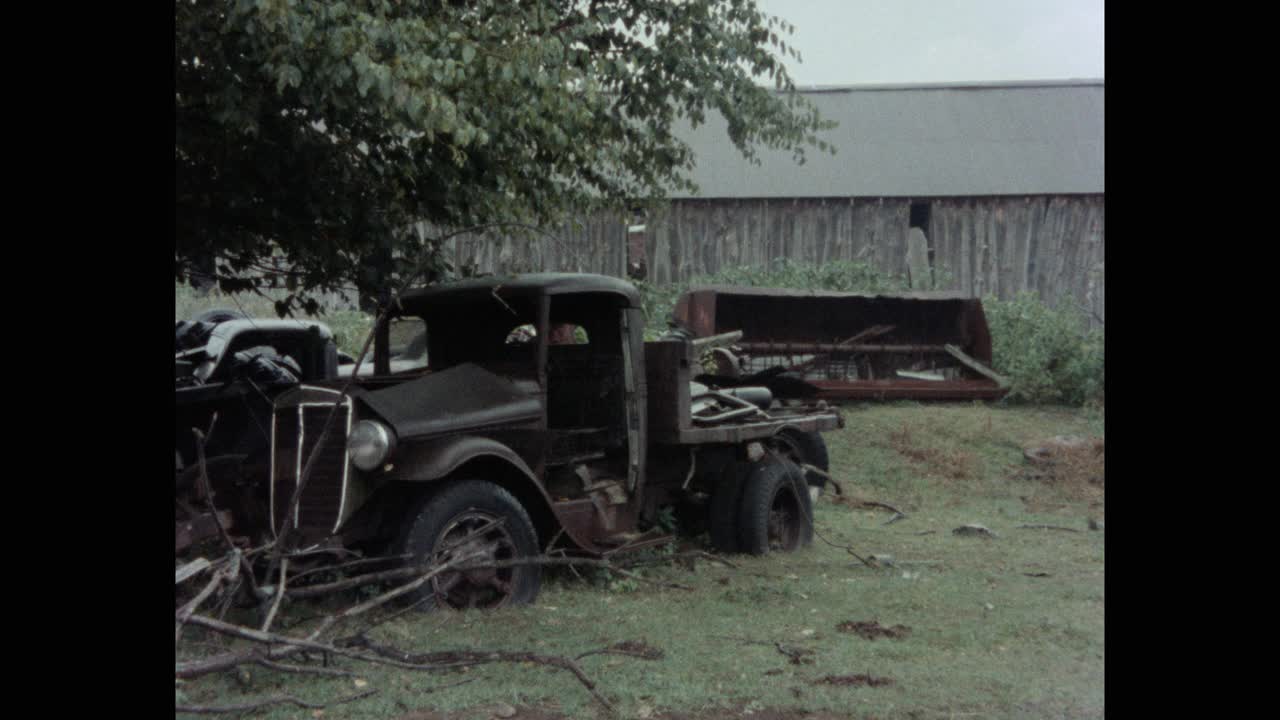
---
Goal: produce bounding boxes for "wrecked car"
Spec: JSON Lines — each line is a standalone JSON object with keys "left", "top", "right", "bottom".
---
{"left": 176, "top": 317, "right": 338, "bottom": 551}
{"left": 266, "top": 274, "right": 842, "bottom": 609}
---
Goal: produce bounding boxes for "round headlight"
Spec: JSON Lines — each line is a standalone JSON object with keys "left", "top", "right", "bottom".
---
{"left": 347, "top": 420, "right": 394, "bottom": 471}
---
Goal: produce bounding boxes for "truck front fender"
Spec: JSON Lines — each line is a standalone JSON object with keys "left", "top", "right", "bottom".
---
{"left": 381, "top": 436, "right": 591, "bottom": 550}
{"left": 389, "top": 435, "right": 540, "bottom": 486}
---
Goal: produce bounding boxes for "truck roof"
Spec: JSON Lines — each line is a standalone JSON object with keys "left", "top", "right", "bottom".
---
{"left": 398, "top": 273, "right": 641, "bottom": 308}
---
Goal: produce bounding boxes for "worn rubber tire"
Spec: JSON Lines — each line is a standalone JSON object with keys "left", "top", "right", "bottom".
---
{"left": 775, "top": 428, "right": 830, "bottom": 491}
{"left": 737, "top": 458, "right": 814, "bottom": 555}
{"left": 708, "top": 460, "right": 747, "bottom": 554}
{"left": 397, "top": 479, "right": 541, "bottom": 610}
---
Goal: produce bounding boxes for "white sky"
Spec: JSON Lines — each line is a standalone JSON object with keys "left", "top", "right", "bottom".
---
{"left": 752, "top": 0, "right": 1104, "bottom": 86}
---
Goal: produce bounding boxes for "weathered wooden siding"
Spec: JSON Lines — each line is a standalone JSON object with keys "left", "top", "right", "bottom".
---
{"left": 442, "top": 195, "right": 1104, "bottom": 324}
{"left": 643, "top": 198, "right": 911, "bottom": 286}
{"left": 928, "top": 196, "right": 1104, "bottom": 324}
{"left": 443, "top": 215, "right": 627, "bottom": 278}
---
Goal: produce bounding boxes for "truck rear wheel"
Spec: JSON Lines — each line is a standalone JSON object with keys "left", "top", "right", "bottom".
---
{"left": 737, "top": 458, "right": 814, "bottom": 555}
{"left": 397, "top": 479, "right": 541, "bottom": 610}
{"left": 773, "top": 428, "right": 830, "bottom": 496}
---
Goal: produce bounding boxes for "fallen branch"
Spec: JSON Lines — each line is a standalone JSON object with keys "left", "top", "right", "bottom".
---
{"left": 1017, "top": 524, "right": 1082, "bottom": 533}
{"left": 344, "top": 635, "right": 620, "bottom": 712}
{"left": 255, "top": 658, "right": 356, "bottom": 677}
{"left": 259, "top": 557, "right": 287, "bottom": 632}
{"left": 800, "top": 464, "right": 844, "bottom": 496}
{"left": 287, "top": 552, "right": 413, "bottom": 586}
{"left": 176, "top": 550, "right": 240, "bottom": 642}
{"left": 176, "top": 557, "right": 211, "bottom": 585}
{"left": 177, "top": 552, "right": 469, "bottom": 678}
{"left": 858, "top": 500, "right": 907, "bottom": 516}
{"left": 713, "top": 635, "right": 814, "bottom": 665}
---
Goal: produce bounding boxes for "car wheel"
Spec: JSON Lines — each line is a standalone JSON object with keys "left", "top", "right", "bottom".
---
{"left": 773, "top": 428, "right": 830, "bottom": 496}
{"left": 708, "top": 460, "right": 747, "bottom": 554}
{"left": 397, "top": 479, "right": 541, "bottom": 610}
{"left": 737, "top": 458, "right": 814, "bottom": 555}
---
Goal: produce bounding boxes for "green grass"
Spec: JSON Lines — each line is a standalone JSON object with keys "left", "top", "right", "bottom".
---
{"left": 178, "top": 403, "right": 1104, "bottom": 720}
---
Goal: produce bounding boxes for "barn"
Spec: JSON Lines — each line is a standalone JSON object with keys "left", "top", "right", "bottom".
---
{"left": 446, "top": 79, "right": 1105, "bottom": 324}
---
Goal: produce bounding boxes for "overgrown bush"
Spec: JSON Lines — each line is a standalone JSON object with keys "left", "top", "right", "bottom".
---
{"left": 982, "top": 292, "right": 1104, "bottom": 406}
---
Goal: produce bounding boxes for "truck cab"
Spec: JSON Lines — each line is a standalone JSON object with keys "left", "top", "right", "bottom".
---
{"left": 268, "top": 274, "right": 840, "bottom": 609}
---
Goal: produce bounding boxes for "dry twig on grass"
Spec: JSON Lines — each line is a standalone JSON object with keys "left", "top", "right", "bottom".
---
{"left": 800, "top": 463, "right": 844, "bottom": 496}
{"left": 712, "top": 635, "right": 815, "bottom": 665}
{"left": 175, "top": 526, "right": 680, "bottom": 714}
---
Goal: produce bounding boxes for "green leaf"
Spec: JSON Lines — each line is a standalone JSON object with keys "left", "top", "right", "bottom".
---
{"left": 176, "top": 0, "right": 832, "bottom": 306}
{"left": 275, "top": 64, "right": 302, "bottom": 94}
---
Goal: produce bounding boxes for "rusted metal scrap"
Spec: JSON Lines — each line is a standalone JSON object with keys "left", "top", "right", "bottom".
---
{"left": 673, "top": 286, "right": 1008, "bottom": 401}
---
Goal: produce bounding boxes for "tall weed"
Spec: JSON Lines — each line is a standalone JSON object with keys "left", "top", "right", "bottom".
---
{"left": 983, "top": 292, "right": 1104, "bottom": 405}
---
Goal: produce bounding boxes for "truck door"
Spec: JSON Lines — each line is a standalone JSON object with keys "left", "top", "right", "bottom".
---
{"left": 541, "top": 294, "right": 646, "bottom": 517}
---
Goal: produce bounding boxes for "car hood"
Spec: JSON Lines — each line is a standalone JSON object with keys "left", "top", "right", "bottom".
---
{"left": 353, "top": 363, "right": 542, "bottom": 438}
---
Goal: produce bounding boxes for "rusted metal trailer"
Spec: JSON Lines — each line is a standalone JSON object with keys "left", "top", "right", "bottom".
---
{"left": 673, "top": 286, "right": 1008, "bottom": 401}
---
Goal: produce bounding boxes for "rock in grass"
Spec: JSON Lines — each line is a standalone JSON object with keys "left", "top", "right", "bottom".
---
{"left": 952, "top": 523, "right": 998, "bottom": 539}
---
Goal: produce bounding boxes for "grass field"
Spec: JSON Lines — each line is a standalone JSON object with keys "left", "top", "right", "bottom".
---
{"left": 178, "top": 403, "right": 1104, "bottom": 720}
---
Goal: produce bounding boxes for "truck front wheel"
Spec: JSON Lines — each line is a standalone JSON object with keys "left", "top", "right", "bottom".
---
{"left": 398, "top": 479, "right": 541, "bottom": 610}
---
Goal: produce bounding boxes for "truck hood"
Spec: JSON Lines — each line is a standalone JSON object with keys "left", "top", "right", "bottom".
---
{"left": 354, "top": 363, "right": 542, "bottom": 438}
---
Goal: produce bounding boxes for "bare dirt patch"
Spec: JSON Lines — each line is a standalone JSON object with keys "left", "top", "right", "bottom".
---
{"left": 1018, "top": 435, "right": 1104, "bottom": 501}
{"left": 887, "top": 424, "right": 976, "bottom": 480}
{"left": 813, "top": 674, "right": 895, "bottom": 688}
{"left": 836, "top": 621, "right": 911, "bottom": 640}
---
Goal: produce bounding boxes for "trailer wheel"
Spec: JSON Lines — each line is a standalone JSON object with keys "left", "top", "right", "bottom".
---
{"left": 397, "top": 479, "right": 541, "bottom": 610}
{"left": 774, "top": 429, "right": 830, "bottom": 496}
{"left": 708, "top": 460, "right": 747, "bottom": 554}
{"left": 737, "top": 458, "right": 814, "bottom": 555}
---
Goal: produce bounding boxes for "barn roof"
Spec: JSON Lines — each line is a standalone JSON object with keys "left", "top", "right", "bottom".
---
{"left": 671, "top": 79, "right": 1103, "bottom": 199}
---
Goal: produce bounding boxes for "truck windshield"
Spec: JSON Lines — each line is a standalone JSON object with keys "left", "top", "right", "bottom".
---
{"left": 403, "top": 294, "right": 541, "bottom": 378}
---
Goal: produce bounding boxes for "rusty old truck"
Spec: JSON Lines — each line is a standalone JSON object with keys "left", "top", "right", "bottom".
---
{"left": 267, "top": 273, "right": 841, "bottom": 609}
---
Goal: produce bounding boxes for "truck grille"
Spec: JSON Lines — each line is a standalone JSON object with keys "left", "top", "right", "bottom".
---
{"left": 271, "top": 399, "right": 352, "bottom": 536}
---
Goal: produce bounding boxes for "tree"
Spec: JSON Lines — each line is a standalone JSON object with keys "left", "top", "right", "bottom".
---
{"left": 176, "top": 0, "right": 832, "bottom": 312}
